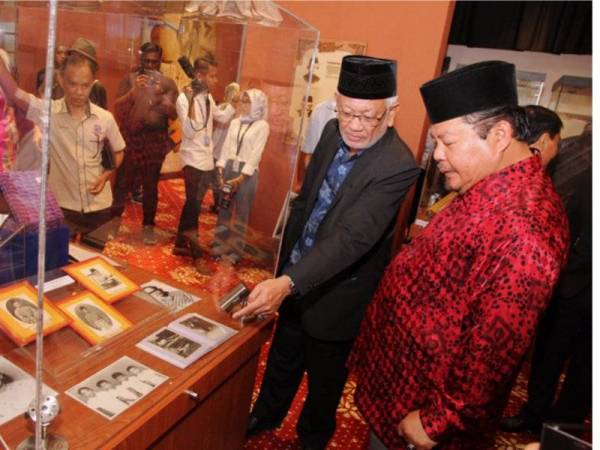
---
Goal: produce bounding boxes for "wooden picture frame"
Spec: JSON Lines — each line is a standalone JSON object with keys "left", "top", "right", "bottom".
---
{"left": 0, "top": 281, "right": 69, "bottom": 346}
{"left": 57, "top": 291, "right": 133, "bottom": 345}
{"left": 63, "top": 257, "right": 138, "bottom": 303}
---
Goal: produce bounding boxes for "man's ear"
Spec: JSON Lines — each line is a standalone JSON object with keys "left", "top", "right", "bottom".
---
{"left": 488, "top": 119, "right": 513, "bottom": 154}
{"left": 386, "top": 104, "right": 398, "bottom": 127}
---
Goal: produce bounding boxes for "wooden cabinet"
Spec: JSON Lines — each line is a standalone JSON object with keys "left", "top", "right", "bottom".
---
{"left": 0, "top": 265, "right": 273, "bottom": 450}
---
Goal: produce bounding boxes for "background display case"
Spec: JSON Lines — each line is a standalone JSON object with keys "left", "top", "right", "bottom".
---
{"left": 0, "top": 1, "right": 318, "bottom": 448}
{"left": 549, "top": 75, "right": 592, "bottom": 138}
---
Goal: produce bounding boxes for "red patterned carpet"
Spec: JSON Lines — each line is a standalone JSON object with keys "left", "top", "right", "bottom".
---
{"left": 106, "top": 177, "right": 549, "bottom": 450}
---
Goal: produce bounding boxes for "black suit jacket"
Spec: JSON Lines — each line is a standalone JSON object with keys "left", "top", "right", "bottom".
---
{"left": 279, "top": 120, "right": 419, "bottom": 341}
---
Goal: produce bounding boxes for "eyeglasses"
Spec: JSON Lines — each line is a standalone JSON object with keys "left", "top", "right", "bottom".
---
{"left": 335, "top": 105, "right": 389, "bottom": 127}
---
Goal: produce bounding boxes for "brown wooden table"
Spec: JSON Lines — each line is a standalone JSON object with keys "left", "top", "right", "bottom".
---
{"left": 0, "top": 259, "right": 274, "bottom": 449}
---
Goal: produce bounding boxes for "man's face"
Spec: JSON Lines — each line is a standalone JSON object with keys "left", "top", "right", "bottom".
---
{"left": 60, "top": 63, "right": 94, "bottom": 109}
{"left": 197, "top": 66, "right": 218, "bottom": 92}
{"left": 140, "top": 51, "right": 161, "bottom": 72}
{"left": 79, "top": 388, "right": 94, "bottom": 400}
{"left": 55, "top": 46, "right": 67, "bottom": 66}
{"left": 431, "top": 117, "right": 499, "bottom": 193}
{"left": 15, "top": 302, "right": 36, "bottom": 324}
{"left": 336, "top": 94, "right": 394, "bottom": 152}
{"left": 531, "top": 132, "right": 561, "bottom": 168}
{"left": 98, "top": 380, "right": 113, "bottom": 391}
{"left": 262, "top": 83, "right": 292, "bottom": 134}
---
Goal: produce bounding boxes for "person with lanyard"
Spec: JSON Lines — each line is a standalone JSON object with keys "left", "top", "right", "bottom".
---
{"left": 213, "top": 88, "right": 269, "bottom": 265}
{"left": 172, "top": 55, "right": 235, "bottom": 273}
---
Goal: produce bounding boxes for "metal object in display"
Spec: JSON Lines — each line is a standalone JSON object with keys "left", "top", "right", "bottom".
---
{"left": 17, "top": 395, "right": 69, "bottom": 450}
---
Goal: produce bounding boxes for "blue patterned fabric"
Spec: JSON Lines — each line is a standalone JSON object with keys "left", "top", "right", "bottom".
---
{"left": 289, "top": 141, "right": 363, "bottom": 265}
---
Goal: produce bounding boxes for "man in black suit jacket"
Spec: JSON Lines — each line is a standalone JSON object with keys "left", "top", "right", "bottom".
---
{"left": 233, "top": 55, "right": 420, "bottom": 449}
{"left": 501, "top": 134, "right": 592, "bottom": 435}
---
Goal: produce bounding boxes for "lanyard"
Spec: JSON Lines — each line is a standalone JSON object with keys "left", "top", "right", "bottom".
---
{"left": 189, "top": 93, "right": 211, "bottom": 132}
{"left": 235, "top": 121, "right": 254, "bottom": 158}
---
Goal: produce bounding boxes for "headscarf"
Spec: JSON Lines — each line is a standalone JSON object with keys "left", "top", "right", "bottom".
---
{"left": 241, "top": 88, "right": 268, "bottom": 122}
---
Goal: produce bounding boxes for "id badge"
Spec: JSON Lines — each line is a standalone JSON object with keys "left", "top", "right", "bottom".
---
{"left": 203, "top": 134, "right": 210, "bottom": 146}
{"left": 232, "top": 159, "right": 240, "bottom": 172}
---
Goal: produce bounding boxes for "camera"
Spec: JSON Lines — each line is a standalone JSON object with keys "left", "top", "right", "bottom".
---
{"left": 220, "top": 183, "right": 234, "bottom": 210}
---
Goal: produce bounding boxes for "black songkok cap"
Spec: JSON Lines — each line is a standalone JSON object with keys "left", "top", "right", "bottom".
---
{"left": 337, "top": 55, "right": 397, "bottom": 100}
{"left": 420, "top": 60, "right": 518, "bottom": 124}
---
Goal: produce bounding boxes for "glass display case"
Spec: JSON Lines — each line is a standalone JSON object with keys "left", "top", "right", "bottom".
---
{"left": 549, "top": 75, "right": 592, "bottom": 138}
{"left": 0, "top": 1, "right": 318, "bottom": 448}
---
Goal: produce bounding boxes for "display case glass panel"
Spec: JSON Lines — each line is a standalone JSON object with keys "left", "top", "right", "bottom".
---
{"left": 0, "top": 2, "right": 317, "bottom": 447}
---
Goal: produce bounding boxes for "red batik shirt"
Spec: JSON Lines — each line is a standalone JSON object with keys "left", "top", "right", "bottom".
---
{"left": 349, "top": 156, "right": 569, "bottom": 449}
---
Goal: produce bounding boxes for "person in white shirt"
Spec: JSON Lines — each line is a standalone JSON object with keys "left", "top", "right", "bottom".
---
{"left": 214, "top": 89, "right": 270, "bottom": 264}
{"left": 173, "top": 56, "right": 235, "bottom": 271}
{"left": 294, "top": 98, "right": 336, "bottom": 191}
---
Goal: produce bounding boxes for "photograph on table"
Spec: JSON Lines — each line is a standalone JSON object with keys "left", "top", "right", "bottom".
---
{"left": 136, "top": 279, "right": 201, "bottom": 312}
{"left": 65, "top": 356, "right": 167, "bottom": 420}
{"left": 64, "top": 257, "right": 138, "bottom": 303}
{"left": 0, "top": 281, "right": 69, "bottom": 346}
{"left": 0, "top": 356, "right": 57, "bottom": 425}
{"left": 57, "top": 291, "right": 132, "bottom": 345}
{"left": 169, "top": 312, "right": 236, "bottom": 347}
{"left": 137, "top": 327, "right": 212, "bottom": 369}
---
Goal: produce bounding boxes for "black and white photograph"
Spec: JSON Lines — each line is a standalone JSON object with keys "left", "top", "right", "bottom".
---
{"left": 137, "top": 279, "right": 200, "bottom": 312}
{"left": 137, "top": 327, "right": 211, "bottom": 369}
{"left": 85, "top": 265, "right": 124, "bottom": 294}
{"left": 0, "top": 356, "right": 57, "bottom": 426}
{"left": 65, "top": 356, "right": 167, "bottom": 420}
{"left": 170, "top": 313, "right": 236, "bottom": 346}
{"left": 63, "top": 257, "right": 139, "bottom": 303}
{"left": 57, "top": 292, "right": 132, "bottom": 345}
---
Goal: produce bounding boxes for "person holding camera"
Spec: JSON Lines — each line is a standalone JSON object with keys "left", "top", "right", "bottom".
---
{"left": 112, "top": 42, "right": 178, "bottom": 245}
{"left": 213, "top": 88, "right": 269, "bottom": 264}
{"left": 173, "top": 56, "right": 236, "bottom": 273}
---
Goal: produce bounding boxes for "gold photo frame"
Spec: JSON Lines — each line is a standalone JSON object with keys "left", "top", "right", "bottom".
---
{"left": 64, "top": 257, "right": 139, "bottom": 303}
{"left": 57, "top": 291, "right": 133, "bottom": 345}
{"left": 0, "top": 281, "right": 69, "bottom": 346}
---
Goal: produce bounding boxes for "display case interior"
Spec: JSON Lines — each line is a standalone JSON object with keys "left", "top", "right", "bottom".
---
{"left": 549, "top": 75, "right": 592, "bottom": 138}
{"left": 0, "top": 1, "right": 317, "bottom": 446}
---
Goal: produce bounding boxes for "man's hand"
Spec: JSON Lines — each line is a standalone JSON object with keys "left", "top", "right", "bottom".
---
{"left": 397, "top": 410, "right": 437, "bottom": 450}
{"left": 226, "top": 175, "right": 245, "bottom": 190}
{"left": 231, "top": 276, "right": 292, "bottom": 319}
{"left": 89, "top": 171, "right": 113, "bottom": 195}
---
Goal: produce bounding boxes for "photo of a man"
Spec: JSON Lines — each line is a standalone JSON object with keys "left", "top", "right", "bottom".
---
{"left": 75, "top": 303, "right": 114, "bottom": 332}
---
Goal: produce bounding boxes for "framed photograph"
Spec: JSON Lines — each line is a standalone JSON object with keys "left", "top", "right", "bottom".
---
{"left": 0, "top": 281, "right": 69, "bottom": 346}
{"left": 0, "top": 356, "right": 57, "bottom": 425}
{"left": 169, "top": 313, "right": 236, "bottom": 347}
{"left": 57, "top": 292, "right": 132, "bottom": 345}
{"left": 63, "top": 257, "right": 138, "bottom": 303}
{"left": 65, "top": 356, "right": 168, "bottom": 420}
{"left": 137, "top": 327, "right": 211, "bottom": 369}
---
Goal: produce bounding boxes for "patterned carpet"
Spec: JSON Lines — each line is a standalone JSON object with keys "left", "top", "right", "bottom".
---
{"left": 105, "top": 177, "right": 547, "bottom": 450}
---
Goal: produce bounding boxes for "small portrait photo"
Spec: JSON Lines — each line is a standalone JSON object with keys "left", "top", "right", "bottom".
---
{"left": 138, "top": 279, "right": 200, "bottom": 312}
{"left": 66, "top": 356, "right": 167, "bottom": 421}
{"left": 170, "top": 313, "right": 236, "bottom": 345}
{"left": 149, "top": 329, "right": 201, "bottom": 358}
{"left": 64, "top": 257, "right": 138, "bottom": 303}
{"left": 57, "top": 292, "right": 132, "bottom": 345}
{"left": 0, "top": 281, "right": 68, "bottom": 346}
{"left": 0, "top": 356, "right": 57, "bottom": 425}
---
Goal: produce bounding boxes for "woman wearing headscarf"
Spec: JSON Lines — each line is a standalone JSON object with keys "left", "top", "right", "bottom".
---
{"left": 214, "top": 88, "right": 270, "bottom": 264}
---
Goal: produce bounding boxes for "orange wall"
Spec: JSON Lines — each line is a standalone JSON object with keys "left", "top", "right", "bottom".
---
{"left": 277, "top": 0, "right": 455, "bottom": 161}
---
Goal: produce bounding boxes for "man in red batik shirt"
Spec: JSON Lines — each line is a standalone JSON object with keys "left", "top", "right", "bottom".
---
{"left": 349, "top": 61, "right": 569, "bottom": 450}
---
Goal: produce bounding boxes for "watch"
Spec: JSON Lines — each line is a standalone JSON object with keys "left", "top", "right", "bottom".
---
{"left": 287, "top": 277, "right": 299, "bottom": 296}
